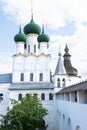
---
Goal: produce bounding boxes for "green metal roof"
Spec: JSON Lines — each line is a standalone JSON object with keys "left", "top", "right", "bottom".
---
{"left": 24, "top": 19, "right": 41, "bottom": 35}
{"left": 37, "top": 26, "right": 49, "bottom": 43}
{"left": 14, "top": 26, "right": 26, "bottom": 43}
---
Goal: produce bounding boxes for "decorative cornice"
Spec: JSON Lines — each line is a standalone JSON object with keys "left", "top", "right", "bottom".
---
{"left": 27, "top": 33, "right": 38, "bottom": 37}
{"left": 12, "top": 53, "right": 49, "bottom": 57}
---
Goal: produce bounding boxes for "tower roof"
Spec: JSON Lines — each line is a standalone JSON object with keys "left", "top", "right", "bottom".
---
{"left": 37, "top": 25, "right": 49, "bottom": 43}
{"left": 63, "top": 44, "right": 78, "bottom": 76}
{"left": 54, "top": 51, "right": 66, "bottom": 75}
{"left": 14, "top": 26, "right": 26, "bottom": 43}
{"left": 24, "top": 19, "right": 41, "bottom": 35}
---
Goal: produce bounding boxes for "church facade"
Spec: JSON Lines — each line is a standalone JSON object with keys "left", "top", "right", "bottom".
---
{"left": 0, "top": 13, "right": 87, "bottom": 130}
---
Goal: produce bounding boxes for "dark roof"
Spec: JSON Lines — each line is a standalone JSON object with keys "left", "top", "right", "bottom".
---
{"left": 0, "top": 73, "right": 12, "bottom": 83}
{"left": 63, "top": 44, "right": 78, "bottom": 76}
{"left": 64, "top": 60, "right": 78, "bottom": 76}
{"left": 9, "top": 82, "right": 54, "bottom": 90}
{"left": 57, "top": 80, "right": 87, "bottom": 94}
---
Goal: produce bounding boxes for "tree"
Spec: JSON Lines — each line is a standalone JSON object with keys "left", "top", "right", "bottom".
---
{"left": 0, "top": 94, "right": 48, "bottom": 130}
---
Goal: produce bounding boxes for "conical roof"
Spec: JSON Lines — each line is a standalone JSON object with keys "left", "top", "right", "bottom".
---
{"left": 54, "top": 52, "right": 66, "bottom": 75}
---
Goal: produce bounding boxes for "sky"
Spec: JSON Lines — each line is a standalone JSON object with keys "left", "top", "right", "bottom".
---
{"left": 0, "top": 0, "right": 87, "bottom": 77}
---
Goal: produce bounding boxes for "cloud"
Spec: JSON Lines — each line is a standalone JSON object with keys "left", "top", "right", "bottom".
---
{"left": 49, "top": 23, "right": 87, "bottom": 77}
{"left": 0, "top": 53, "right": 12, "bottom": 74}
{"left": 1, "top": 0, "right": 87, "bottom": 78}
{"left": 1, "top": 0, "right": 87, "bottom": 28}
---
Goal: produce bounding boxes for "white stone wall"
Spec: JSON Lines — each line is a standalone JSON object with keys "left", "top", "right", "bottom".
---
{"left": 27, "top": 35, "right": 39, "bottom": 54}
{"left": 40, "top": 42, "right": 48, "bottom": 54}
{"left": 55, "top": 100, "right": 87, "bottom": 130}
{"left": 12, "top": 55, "right": 50, "bottom": 83}
{"left": 0, "top": 84, "right": 10, "bottom": 122}
{"left": 16, "top": 42, "right": 24, "bottom": 54}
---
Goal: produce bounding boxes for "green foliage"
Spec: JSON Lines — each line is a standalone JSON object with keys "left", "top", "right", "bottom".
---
{"left": 0, "top": 94, "right": 48, "bottom": 130}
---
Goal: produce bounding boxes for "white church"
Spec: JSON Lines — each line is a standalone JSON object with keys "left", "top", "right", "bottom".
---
{"left": 0, "top": 6, "right": 87, "bottom": 130}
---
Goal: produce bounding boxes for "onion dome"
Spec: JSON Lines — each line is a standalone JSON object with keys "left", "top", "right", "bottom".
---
{"left": 24, "top": 19, "right": 41, "bottom": 35}
{"left": 37, "top": 25, "right": 49, "bottom": 43}
{"left": 63, "top": 44, "right": 78, "bottom": 76}
{"left": 63, "top": 44, "right": 71, "bottom": 57}
{"left": 64, "top": 43, "right": 69, "bottom": 52}
{"left": 14, "top": 26, "right": 26, "bottom": 43}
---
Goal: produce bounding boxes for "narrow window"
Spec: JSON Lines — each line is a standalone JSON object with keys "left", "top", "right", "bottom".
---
{"left": 62, "top": 78, "right": 65, "bottom": 87}
{"left": 28, "top": 45, "right": 30, "bottom": 53}
{"left": 18, "top": 94, "right": 22, "bottom": 101}
{"left": 41, "top": 93, "right": 45, "bottom": 100}
{"left": 57, "top": 78, "right": 60, "bottom": 87}
{"left": 40, "top": 73, "right": 43, "bottom": 81}
{"left": 0, "top": 93, "right": 3, "bottom": 101}
{"left": 20, "top": 73, "right": 24, "bottom": 81}
{"left": 75, "top": 91, "right": 77, "bottom": 102}
{"left": 34, "top": 45, "right": 36, "bottom": 53}
{"left": 30, "top": 73, "right": 33, "bottom": 81}
{"left": 49, "top": 93, "right": 53, "bottom": 100}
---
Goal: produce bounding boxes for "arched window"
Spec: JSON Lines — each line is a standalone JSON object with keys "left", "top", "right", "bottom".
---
{"left": 49, "top": 93, "right": 53, "bottom": 100}
{"left": 62, "top": 78, "right": 65, "bottom": 87}
{"left": 41, "top": 93, "right": 45, "bottom": 100}
{"left": 33, "top": 93, "right": 38, "bottom": 97}
{"left": 18, "top": 94, "right": 22, "bottom": 101}
{"left": 57, "top": 78, "right": 60, "bottom": 87}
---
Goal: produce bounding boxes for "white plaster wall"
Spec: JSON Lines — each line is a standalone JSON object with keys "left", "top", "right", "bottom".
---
{"left": 77, "top": 90, "right": 87, "bottom": 104}
{"left": 12, "top": 54, "right": 50, "bottom": 83}
{"left": 54, "top": 75, "right": 67, "bottom": 93}
{"left": 27, "top": 35, "right": 39, "bottom": 54}
{"left": 56, "top": 100, "right": 87, "bottom": 130}
{"left": 40, "top": 42, "right": 47, "bottom": 54}
{"left": 67, "top": 76, "right": 81, "bottom": 87}
{"left": 0, "top": 84, "right": 10, "bottom": 121}
{"left": 16, "top": 42, "right": 24, "bottom": 54}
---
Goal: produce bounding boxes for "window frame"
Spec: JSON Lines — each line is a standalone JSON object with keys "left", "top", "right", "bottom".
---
{"left": 18, "top": 93, "right": 22, "bottom": 101}
{"left": 20, "top": 73, "right": 24, "bottom": 81}
{"left": 49, "top": 93, "right": 53, "bottom": 100}
{"left": 30, "top": 73, "right": 33, "bottom": 81}
{"left": 57, "top": 78, "right": 60, "bottom": 87}
{"left": 39, "top": 73, "right": 43, "bottom": 81}
{"left": 41, "top": 93, "right": 45, "bottom": 100}
{"left": 34, "top": 45, "right": 36, "bottom": 53}
{"left": 28, "top": 45, "right": 30, "bottom": 53}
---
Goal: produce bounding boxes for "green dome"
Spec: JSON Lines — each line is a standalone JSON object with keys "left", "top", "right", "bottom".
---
{"left": 24, "top": 19, "right": 41, "bottom": 35}
{"left": 37, "top": 28, "right": 49, "bottom": 43}
{"left": 14, "top": 27, "right": 26, "bottom": 43}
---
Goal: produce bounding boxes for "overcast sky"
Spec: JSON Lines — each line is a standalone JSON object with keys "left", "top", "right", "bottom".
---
{"left": 0, "top": 0, "right": 87, "bottom": 77}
